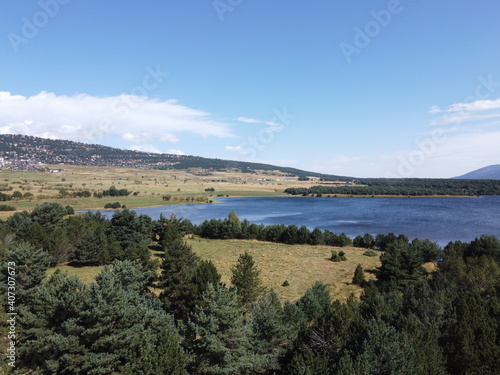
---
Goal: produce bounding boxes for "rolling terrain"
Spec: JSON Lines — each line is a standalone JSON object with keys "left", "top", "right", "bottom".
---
{"left": 0, "top": 134, "right": 350, "bottom": 181}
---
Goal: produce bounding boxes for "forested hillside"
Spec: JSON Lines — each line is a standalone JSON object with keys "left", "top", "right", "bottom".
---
{"left": 1, "top": 204, "right": 499, "bottom": 374}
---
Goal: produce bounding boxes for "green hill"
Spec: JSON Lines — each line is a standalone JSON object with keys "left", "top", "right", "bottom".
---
{"left": 0, "top": 134, "right": 351, "bottom": 181}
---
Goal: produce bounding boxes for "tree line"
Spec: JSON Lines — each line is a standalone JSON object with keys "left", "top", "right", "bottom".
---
{"left": 285, "top": 178, "right": 500, "bottom": 196}
{"left": 0, "top": 204, "right": 499, "bottom": 374}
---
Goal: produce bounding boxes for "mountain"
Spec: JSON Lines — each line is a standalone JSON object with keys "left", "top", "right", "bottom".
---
{"left": 453, "top": 165, "right": 500, "bottom": 180}
{"left": 0, "top": 134, "right": 351, "bottom": 181}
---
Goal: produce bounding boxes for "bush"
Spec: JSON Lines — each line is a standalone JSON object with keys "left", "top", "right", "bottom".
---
{"left": 282, "top": 280, "right": 290, "bottom": 287}
{"left": 0, "top": 204, "right": 16, "bottom": 211}
{"left": 330, "top": 250, "right": 347, "bottom": 262}
{"left": 104, "top": 202, "right": 122, "bottom": 209}
{"left": 102, "top": 186, "right": 130, "bottom": 197}
{"left": 363, "top": 250, "right": 378, "bottom": 257}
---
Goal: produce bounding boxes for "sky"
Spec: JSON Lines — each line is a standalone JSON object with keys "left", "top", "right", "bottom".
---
{"left": 1, "top": 0, "right": 500, "bottom": 178}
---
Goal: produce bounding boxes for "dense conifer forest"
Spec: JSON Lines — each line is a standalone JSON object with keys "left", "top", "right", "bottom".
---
{"left": 1, "top": 204, "right": 499, "bottom": 374}
{"left": 285, "top": 178, "right": 500, "bottom": 196}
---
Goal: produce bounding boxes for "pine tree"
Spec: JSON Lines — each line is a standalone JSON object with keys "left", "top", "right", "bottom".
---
{"left": 297, "top": 225, "right": 311, "bottom": 244}
{"left": 296, "top": 281, "right": 331, "bottom": 322}
{"left": 17, "top": 261, "right": 188, "bottom": 374}
{"left": 1, "top": 242, "right": 50, "bottom": 308}
{"left": 288, "top": 349, "right": 330, "bottom": 375}
{"left": 188, "top": 259, "right": 221, "bottom": 312}
{"left": 160, "top": 219, "right": 183, "bottom": 249}
{"left": 443, "top": 289, "right": 500, "bottom": 375}
{"left": 352, "top": 264, "right": 365, "bottom": 285}
{"left": 226, "top": 210, "right": 242, "bottom": 238}
{"left": 357, "top": 319, "right": 422, "bottom": 374}
{"left": 6, "top": 210, "right": 33, "bottom": 240}
{"left": 185, "top": 283, "right": 262, "bottom": 375}
{"left": 16, "top": 272, "right": 91, "bottom": 374}
{"left": 75, "top": 223, "right": 120, "bottom": 264}
{"left": 231, "top": 251, "right": 263, "bottom": 305}
{"left": 251, "top": 291, "right": 289, "bottom": 371}
{"left": 30, "top": 202, "right": 67, "bottom": 228}
{"left": 108, "top": 208, "right": 150, "bottom": 254}
{"left": 378, "top": 239, "right": 424, "bottom": 289}
{"left": 281, "top": 224, "right": 299, "bottom": 244}
{"left": 159, "top": 238, "right": 200, "bottom": 320}
{"left": 309, "top": 228, "right": 324, "bottom": 245}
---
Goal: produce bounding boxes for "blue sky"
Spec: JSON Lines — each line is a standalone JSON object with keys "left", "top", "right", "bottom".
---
{"left": 1, "top": 0, "right": 500, "bottom": 178}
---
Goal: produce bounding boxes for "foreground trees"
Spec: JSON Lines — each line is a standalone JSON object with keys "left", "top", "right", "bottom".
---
{"left": 2, "top": 203, "right": 500, "bottom": 374}
{"left": 17, "top": 261, "right": 188, "bottom": 375}
{"left": 231, "top": 251, "right": 263, "bottom": 305}
{"left": 185, "top": 283, "right": 261, "bottom": 374}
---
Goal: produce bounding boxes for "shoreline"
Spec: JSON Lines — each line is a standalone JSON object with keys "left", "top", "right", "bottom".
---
{"left": 0, "top": 192, "right": 486, "bottom": 220}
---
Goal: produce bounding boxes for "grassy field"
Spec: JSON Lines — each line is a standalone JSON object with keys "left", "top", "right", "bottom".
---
{"left": 0, "top": 164, "right": 466, "bottom": 221}
{"left": 0, "top": 164, "right": 332, "bottom": 219}
{"left": 46, "top": 263, "right": 105, "bottom": 283}
{"left": 187, "top": 238, "right": 381, "bottom": 302}
{"left": 47, "top": 238, "right": 381, "bottom": 303}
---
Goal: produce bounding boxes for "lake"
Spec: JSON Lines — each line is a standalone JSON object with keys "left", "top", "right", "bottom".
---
{"left": 98, "top": 196, "right": 500, "bottom": 247}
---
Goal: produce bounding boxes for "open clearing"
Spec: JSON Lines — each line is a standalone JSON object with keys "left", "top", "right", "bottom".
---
{"left": 49, "top": 238, "right": 381, "bottom": 303}
{"left": 187, "top": 238, "right": 381, "bottom": 302}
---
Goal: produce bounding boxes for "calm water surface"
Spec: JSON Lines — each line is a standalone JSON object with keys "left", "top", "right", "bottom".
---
{"left": 99, "top": 196, "right": 500, "bottom": 247}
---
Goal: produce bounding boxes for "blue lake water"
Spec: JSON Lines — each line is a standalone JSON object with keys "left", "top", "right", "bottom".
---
{"left": 97, "top": 196, "right": 500, "bottom": 247}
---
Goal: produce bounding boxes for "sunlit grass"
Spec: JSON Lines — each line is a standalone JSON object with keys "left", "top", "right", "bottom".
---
{"left": 46, "top": 263, "right": 105, "bottom": 284}
{"left": 186, "top": 238, "right": 381, "bottom": 302}
{"left": 0, "top": 164, "right": 321, "bottom": 219}
{"left": 45, "top": 238, "right": 381, "bottom": 303}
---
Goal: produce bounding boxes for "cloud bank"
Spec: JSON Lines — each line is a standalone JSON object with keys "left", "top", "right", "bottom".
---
{"left": 0, "top": 91, "right": 233, "bottom": 149}
{"left": 429, "top": 98, "right": 500, "bottom": 126}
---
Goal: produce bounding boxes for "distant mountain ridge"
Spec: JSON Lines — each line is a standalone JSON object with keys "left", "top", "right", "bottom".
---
{"left": 0, "top": 134, "right": 351, "bottom": 181}
{"left": 453, "top": 165, "right": 500, "bottom": 180}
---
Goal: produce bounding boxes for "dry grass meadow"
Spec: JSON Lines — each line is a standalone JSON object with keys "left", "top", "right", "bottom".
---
{"left": 0, "top": 164, "right": 338, "bottom": 219}
{"left": 186, "top": 238, "right": 380, "bottom": 302}
{"left": 47, "top": 238, "right": 381, "bottom": 303}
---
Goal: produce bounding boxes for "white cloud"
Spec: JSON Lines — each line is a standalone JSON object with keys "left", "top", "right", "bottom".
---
{"left": 160, "top": 133, "right": 180, "bottom": 143}
{"left": 122, "top": 132, "right": 153, "bottom": 143}
{"left": 129, "top": 144, "right": 162, "bottom": 153}
{"left": 0, "top": 91, "right": 233, "bottom": 145}
{"left": 167, "top": 149, "right": 185, "bottom": 155}
{"left": 428, "top": 105, "right": 442, "bottom": 114}
{"left": 429, "top": 99, "right": 500, "bottom": 114}
{"left": 378, "top": 97, "right": 500, "bottom": 178}
{"left": 236, "top": 116, "right": 280, "bottom": 127}
{"left": 429, "top": 112, "right": 500, "bottom": 126}
{"left": 237, "top": 117, "right": 261, "bottom": 124}
{"left": 429, "top": 97, "right": 500, "bottom": 126}
{"left": 445, "top": 98, "right": 500, "bottom": 113}
{"left": 380, "top": 130, "right": 500, "bottom": 178}
{"left": 225, "top": 145, "right": 243, "bottom": 152}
